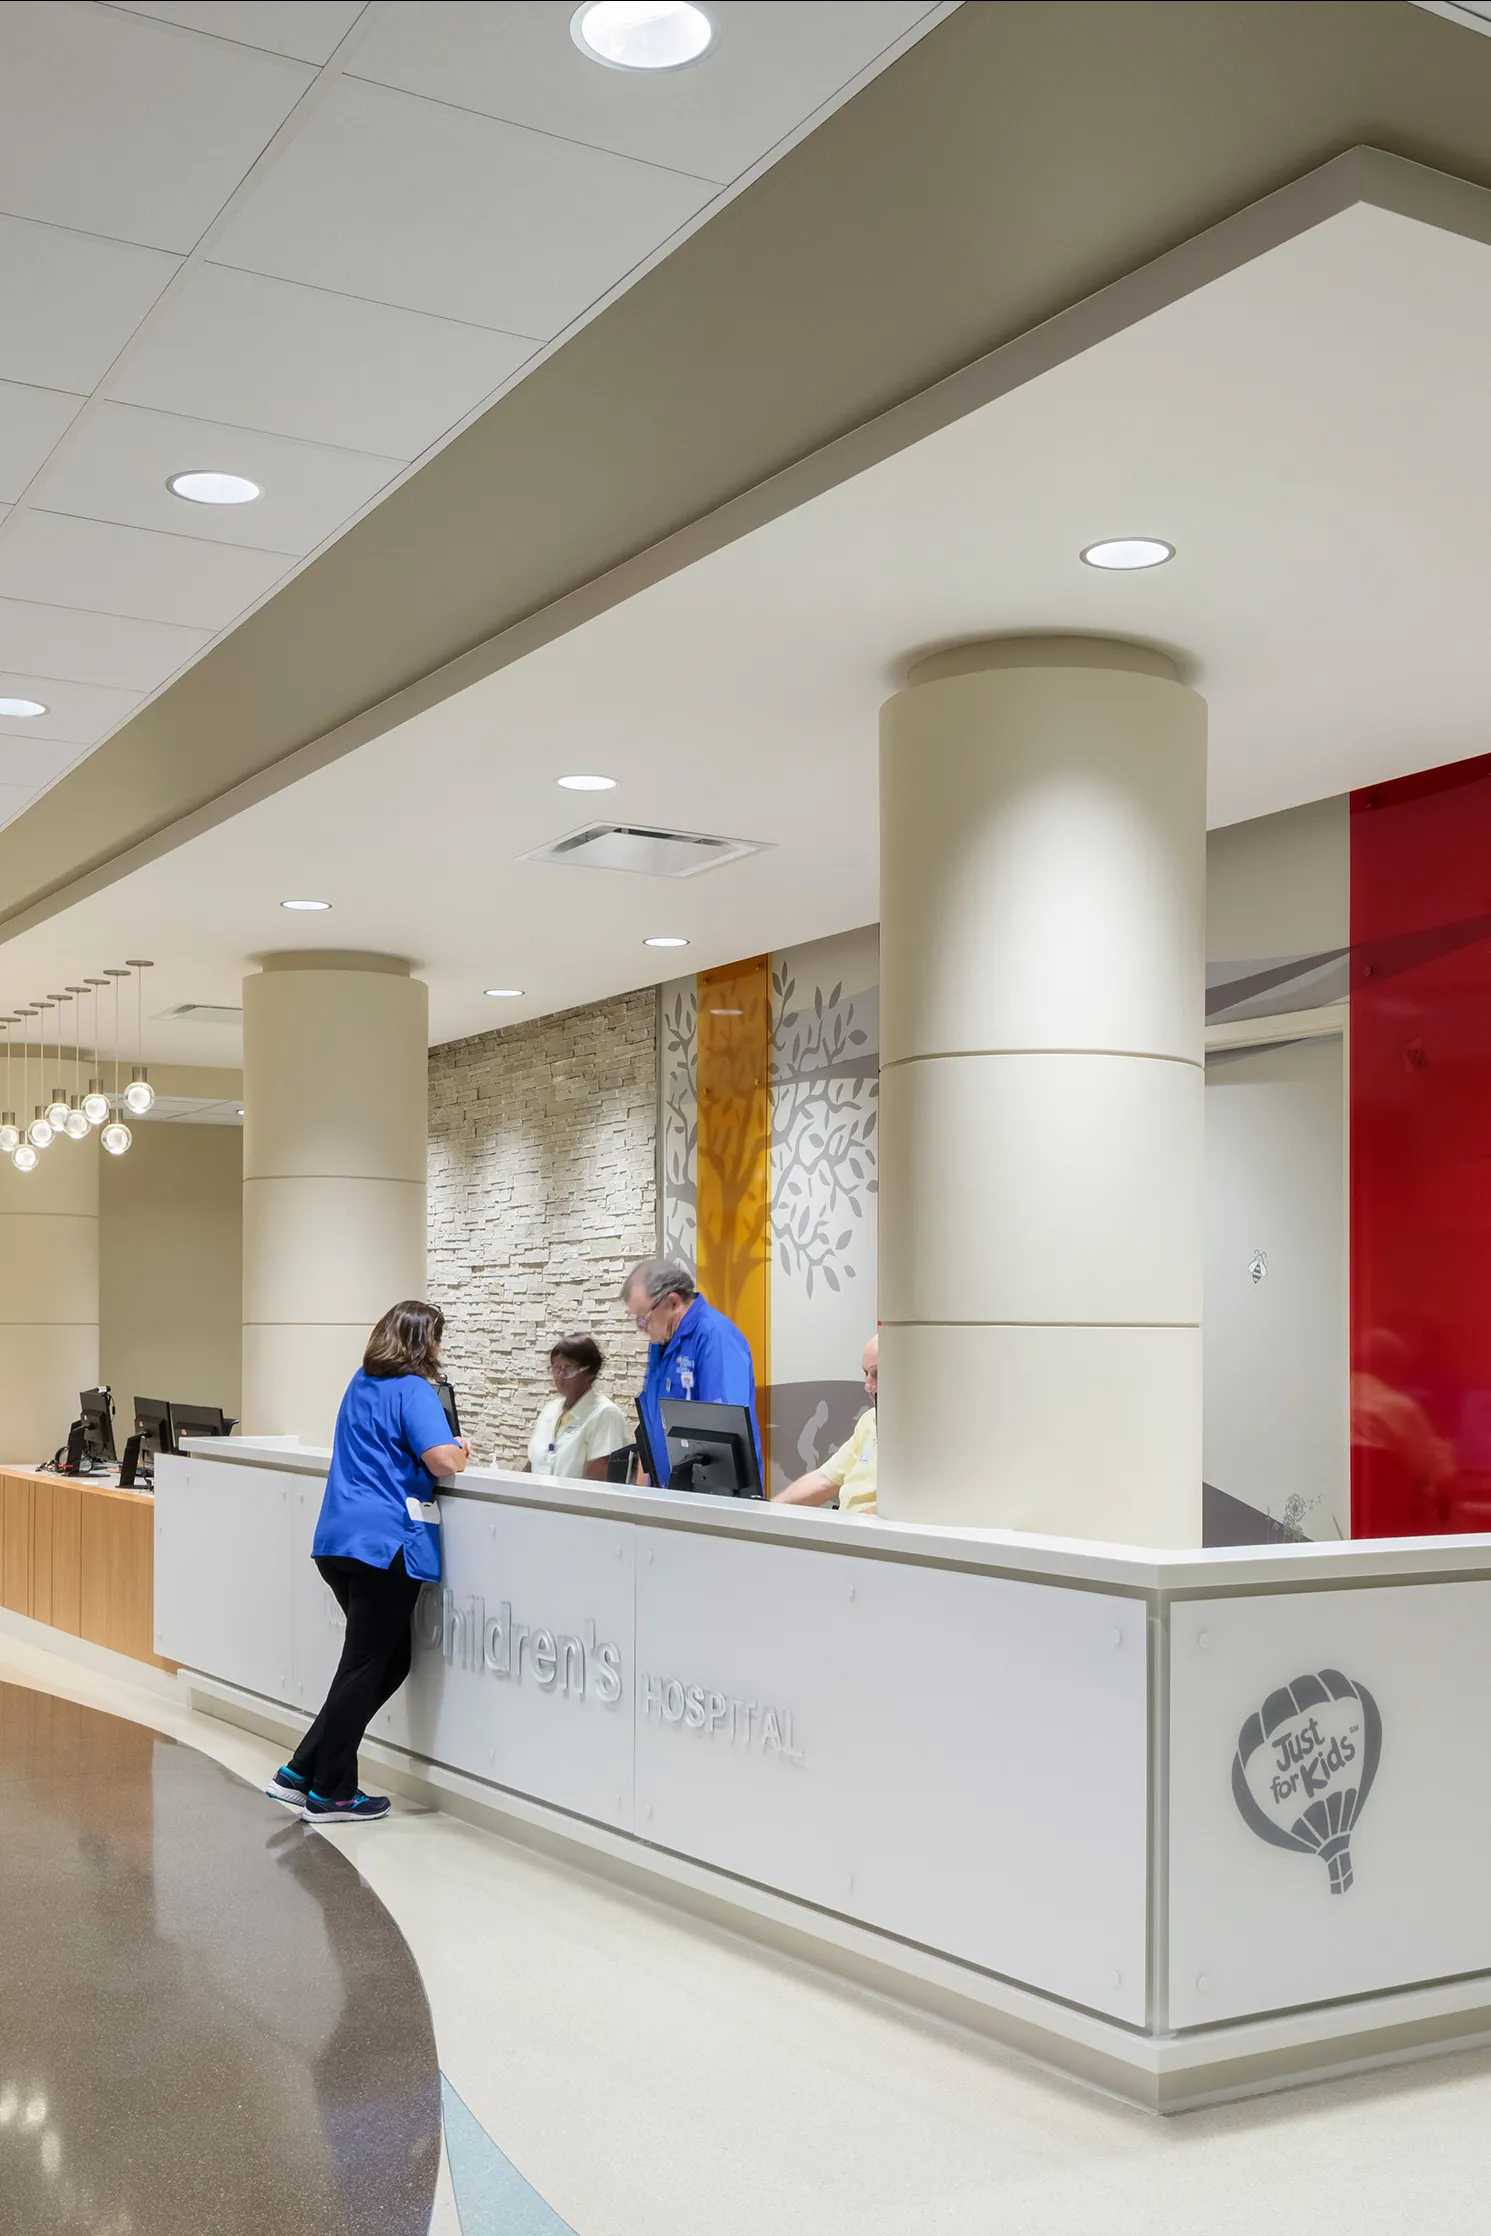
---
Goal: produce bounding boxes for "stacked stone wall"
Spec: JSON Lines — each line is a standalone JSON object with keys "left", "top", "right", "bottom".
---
{"left": 428, "top": 988, "right": 658, "bottom": 1466}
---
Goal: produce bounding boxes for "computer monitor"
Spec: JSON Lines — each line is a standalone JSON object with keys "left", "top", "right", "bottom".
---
{"left": 437, "top": 1379, "right": 461, "bottom": 1439}
{"left": 168, "top": 1402, "right": 235, "bottom": 1442}
{"left": 78, "top": 1387, "right": 116, "bottom": 1467}
{"left": 634, "top": 1401, "right": 661, "bottom": 1489}
{"left": 658, "top": 1399, "right": 764, "bottom": 1498}
{"left": 133, "top": 1397, "right": 173, "bottom": 1468}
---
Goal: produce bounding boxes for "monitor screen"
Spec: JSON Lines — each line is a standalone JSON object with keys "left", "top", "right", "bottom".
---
{"left": 168, "top": 1402, "right": 232, "bottom": 1441}
{"left": 79, "top": 1387, "right": 116, "bottom": 1467}
{"left": 658, "top": 1399, "right": 764, "bottom": 1498}
{"left": 133, "top": 1397, "right": 173, "bottom": 1460}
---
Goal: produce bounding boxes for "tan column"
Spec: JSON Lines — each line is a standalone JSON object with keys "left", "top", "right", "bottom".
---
{"left": 0, "top": 1130, "right": 98, "bottom": 1465}
{"left": 877, "top": 638, "right": 1206, "bottom": 1543}
{"left": 242, "top": 953, "right": 427, "bottom": 1443}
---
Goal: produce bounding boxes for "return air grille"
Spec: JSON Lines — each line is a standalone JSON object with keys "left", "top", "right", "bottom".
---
{"left": 521, "top": 823, "right": 766, "bottom": 879}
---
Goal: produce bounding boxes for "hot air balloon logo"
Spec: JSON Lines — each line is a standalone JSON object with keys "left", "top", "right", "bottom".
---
{"left": 1232, "top": 1669, "right": 1381, "bottom": 1894}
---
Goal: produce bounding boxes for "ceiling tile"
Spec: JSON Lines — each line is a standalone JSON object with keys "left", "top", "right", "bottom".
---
{"left": 109, "top": 2, "right": 367, "bottom": 66}
{"left": 0, "top": 382, "right": 84, "bottom": 504}
{"left": 0, "top": 737, "right": 78, "bottom": 790}
{"left": 209, "top": 77, "right": 713, "bottom": 339}
{"left": 0, "top": 672, "right": 143, "bottom": 749}
{"left": 0, "top": 2, "right": 314, "bottom": 251}
{"left": 351, "top": 1, "right": 938, "bottom": 182}
{"left": 30, "top": 402, "right": 400, "bottom": 554}
{"left": 0, "top": 512, "right": 291, "bottom": 632}
{"left": 0, "top": 217, "right": 181, "bottom": 394}
{"left": 0, "top": 599, "right": 208, "bottom": 692}
{"left": 109, "top": 264, "right": 536, "bottom": 456}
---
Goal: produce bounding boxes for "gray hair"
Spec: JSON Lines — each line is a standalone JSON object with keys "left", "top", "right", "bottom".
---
{"left": 622, "top": 1257, "right": 697, "bottom": 1307}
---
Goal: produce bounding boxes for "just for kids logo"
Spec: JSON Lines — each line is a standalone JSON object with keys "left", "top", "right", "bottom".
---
{"left": 1231, "top": 1668, "right": 1382, "bottom": 1894}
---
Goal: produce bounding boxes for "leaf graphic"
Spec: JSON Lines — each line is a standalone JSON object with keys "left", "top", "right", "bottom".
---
{"left": 830, "top": 982, "right": 842, "bottom": 1009}
{"left": 824, "top": 1267, "right": 840, "bottom": 1292}
{"left": 836, "top": 1231, "right": 852, "bottom": 1249}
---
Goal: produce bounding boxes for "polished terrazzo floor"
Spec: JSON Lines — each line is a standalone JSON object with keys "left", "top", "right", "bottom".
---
{"left": 0, "top": 1683, "right": 441, "bottom": 2236}
{"left": 4, "top": 1632, "right": 1491, "bottom": 2236}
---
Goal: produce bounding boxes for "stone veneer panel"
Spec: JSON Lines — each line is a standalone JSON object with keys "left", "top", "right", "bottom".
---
{"left": 428, "top": 988, "right": 659, "bottom": 1467}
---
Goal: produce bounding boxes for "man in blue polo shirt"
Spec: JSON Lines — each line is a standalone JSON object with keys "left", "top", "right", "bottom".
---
{"left": 622, "top": 1257, "right": 760, "bottom": 1488}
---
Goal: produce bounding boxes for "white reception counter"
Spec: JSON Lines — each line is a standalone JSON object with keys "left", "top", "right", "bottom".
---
{"left": 154, "top": 1439, "right": 1491, "bottom": 2111}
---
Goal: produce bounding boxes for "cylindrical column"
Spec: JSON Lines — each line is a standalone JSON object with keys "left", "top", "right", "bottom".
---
{"left": 0, "top": 1133, "right": 98, "bottom": 1464}
{"left": 878, "top": 637, "right": 1206, "bottom": 1543}
{"left": 242, "top": 953, "right": 427, "bottom": 1443}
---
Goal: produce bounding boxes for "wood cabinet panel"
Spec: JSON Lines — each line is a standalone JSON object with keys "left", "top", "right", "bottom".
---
{"left": 79, "top": 1494, "right": 155, "bottom": 1664}
{"left": 2, "top": 1478, "right": 33, "bottom": 1615}
{"left": 48, "top": 1481, "right": 82, "bottom": 1636}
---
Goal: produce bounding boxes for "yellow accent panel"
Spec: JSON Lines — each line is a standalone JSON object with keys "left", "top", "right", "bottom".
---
{"left": 696, "top": 956, "right": 771, "bottom": 1475}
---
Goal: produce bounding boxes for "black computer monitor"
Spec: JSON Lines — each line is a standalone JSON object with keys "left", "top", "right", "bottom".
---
{"left": 169, "top": 1402, "right": 235, "bottom": 1441}
{"left": 658, "top": 1400, "right": 764, "bottom": 1498}
{"left": 78, "top": 1387, "right": 116, "bottom": 1467}
{"left": 133, "top": 1397, "right": 173, "bottom": 1469}
{"left": 437, "top": 1379, "right": 461, "bottom": 1438}
{"left": 634, "top": 1401, "right": 661, "bottom": 1488}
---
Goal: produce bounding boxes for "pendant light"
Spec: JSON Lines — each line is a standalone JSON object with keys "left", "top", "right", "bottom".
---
{"left": 0, "top": 1019, "right": 19, "bottom": 1154}
{"left": 82, "top": 980, "right": 110, "bottom": 1125}
{"left": 100, "top": 970, "right": 131, "bottom": 1156}
{"left": 61, "top": 990, "right": 89, "bottom": 1137}
{"left": 28, "top": 1004, "right": 54, "bottom": 1149}
{"left": 12, "top": 1015, "right": 37, "bottom": 1170}
{"left": 45, "top": 994, "right": 70, "bottom": 1132}
{"left": 124, "top": 961, "right": 155, "bottom": 1114}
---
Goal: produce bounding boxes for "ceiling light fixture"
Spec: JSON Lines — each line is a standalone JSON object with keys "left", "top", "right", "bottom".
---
{"left": 484, "top": 988, "right": 524, "bottom": 999}
{"left": 556, "top": 774, "right": 617, "bottom": 792}
{"left": 168, "top": 471, "right": 261, "bottom": 506}
{"left": 101, "top": 969, "right": 131, "bottom": 1156}
{"left": 644, "top": 936, "right": 689, "bottom": 949}
{"left": 280, "top": 898, "right": 331, "bottom": 912}
{"left": 124, "top": 962, "right": 155, "bottom": 1114}
{"left": 1080, "top": 537, "right": 1174, "bottom": 570}
{"left": 0, "top": 698, "right": 46, "bottom": 720}
{"left": 571, "top": 1, "right": 714, "bottom": 70}
{"left": 83, "top": 979, "right": 109, "bottom": 1125}
{"left": 45, "top": 997, "right": 70, "bottom": 1133}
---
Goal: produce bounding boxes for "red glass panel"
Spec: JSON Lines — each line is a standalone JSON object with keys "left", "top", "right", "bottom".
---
{"left": 1351, "top": 753, "right": 1491, "bottom": 1536}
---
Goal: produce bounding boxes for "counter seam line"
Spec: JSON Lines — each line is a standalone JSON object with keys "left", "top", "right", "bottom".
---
{"left": 879, "top": 1319, "right": 1202, "bottom": 1330}
{"left": 880, "top": 1048, "right": 1204, "bottom": 1070}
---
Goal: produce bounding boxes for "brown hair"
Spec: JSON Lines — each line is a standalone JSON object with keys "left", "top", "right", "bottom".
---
{"left": 363, "top": 1299, "right": 444, "bottom": 1381}
{"left": 550, "top": 1332, "right": 603, "bottom": 1376}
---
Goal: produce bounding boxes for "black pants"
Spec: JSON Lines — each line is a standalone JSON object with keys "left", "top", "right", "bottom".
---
{"left": 289, "top": 1552, "right": 423, "bottom": 1802}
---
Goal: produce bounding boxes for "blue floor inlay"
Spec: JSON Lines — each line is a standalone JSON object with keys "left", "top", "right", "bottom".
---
{"left": 441, "top": 2075, "right": 578, "bottom": 2236}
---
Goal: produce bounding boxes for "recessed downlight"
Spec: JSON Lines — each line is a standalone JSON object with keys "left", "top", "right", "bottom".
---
{"left": 168, "top": 471, "right": 262, "bottom": 506}
{"left": 484, "top": 987, "right": 524, "bottom": 999}
{"left": 280, "top": 898, "right": 331, "bottom": 912}
{"left": 0, "top": 698, "right": 47, "bottom": 719}
{"left": 556, "top": 774, "right": 617, "bottom": 792}
{"left": 571, "top": 1, "right": 714, "bottom": 70}
{"left": 1080, "top": 537, "right": 1174, "bottom": 570}
{"left": 644, "top": 935, "right": 690, "bottom": 949}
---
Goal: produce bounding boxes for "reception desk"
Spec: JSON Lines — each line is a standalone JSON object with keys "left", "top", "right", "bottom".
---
{"left": 154, "top": 1438, "right": 1491, "bottom": 2111}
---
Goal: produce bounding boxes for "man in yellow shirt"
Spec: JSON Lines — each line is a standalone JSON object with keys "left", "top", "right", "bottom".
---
{"left": 772, "top": 1336, "right": 877, "bottom": 1517}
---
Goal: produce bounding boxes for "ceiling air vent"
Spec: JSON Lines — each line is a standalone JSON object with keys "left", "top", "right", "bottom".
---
{"left": 521, "top": 823, "right": 766, "bottom": 879}
{"left": 157, "top": 1003, "right": 244, "bottom": 1026}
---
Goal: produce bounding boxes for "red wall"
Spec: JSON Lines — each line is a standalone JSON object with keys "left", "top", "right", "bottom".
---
{"left": 1351, "top": 753, "right": 1491, "bottom": 1535}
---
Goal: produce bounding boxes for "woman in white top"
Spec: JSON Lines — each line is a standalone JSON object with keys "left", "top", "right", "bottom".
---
{"left": 522, "top": 1334, "right": 630, "bottom": 1482}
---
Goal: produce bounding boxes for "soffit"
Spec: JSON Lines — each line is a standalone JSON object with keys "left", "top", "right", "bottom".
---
{"left": 0, "top": 0, "right": 944, "bottom": 797}
{"left": 4, "top": 179, "right": 1491, "bottom": 1065}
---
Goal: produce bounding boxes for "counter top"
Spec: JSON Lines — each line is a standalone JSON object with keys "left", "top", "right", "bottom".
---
{"left": 180, "top": 1436, "right": 1491, "bottom": 1597}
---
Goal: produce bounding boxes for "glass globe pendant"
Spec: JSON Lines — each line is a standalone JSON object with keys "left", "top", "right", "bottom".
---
{"left": 45, "top": 1092, "right": 70, "bottom": 1131}
{"left": 0, "top": 1114, "right": 17, "bottom": 1154}
{"left": 101, "top": 1119, "right": 132, "bottom": 1157}
{"left": 64, "top": 1106, "right": 90, "bottom": 1140}
{"left": 82, "top": 1081, "right": 109, "bottom": 1126}
{"left": 12, "top": 1142, "right": 37, "bottom": 1173}
{"left": 124, "top": 1067, "right": 155, "bottom": 1116}
{"left": 28, "top": 1109, "right": 53, "bottom": 1150}
{"left": 124, "top": 964, "right": 155, "bottom": 1115}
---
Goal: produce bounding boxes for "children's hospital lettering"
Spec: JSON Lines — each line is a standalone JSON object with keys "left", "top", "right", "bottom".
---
{"left": 417, "top": 1591, "right": 623, "bottom": 1704}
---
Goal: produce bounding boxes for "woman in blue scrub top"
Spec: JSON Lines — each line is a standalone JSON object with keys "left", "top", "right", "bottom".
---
{"left": 265, "top": 1298, "right": 468, "bottom": 1825}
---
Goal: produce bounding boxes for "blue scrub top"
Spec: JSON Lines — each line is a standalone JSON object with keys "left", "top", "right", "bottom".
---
{"left": 313, "top": 1370, "right": 452, "bottom": 1581}
{"left": 638, "top": 1294, "right": 760, "bottom": 1488}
